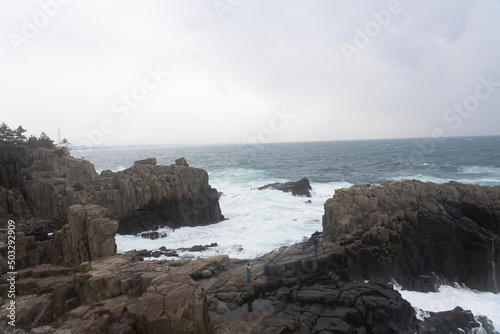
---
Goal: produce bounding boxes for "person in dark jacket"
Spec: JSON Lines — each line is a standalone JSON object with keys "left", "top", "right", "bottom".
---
{"left": 313, "top": 235, "right": 319, "bottom": 256}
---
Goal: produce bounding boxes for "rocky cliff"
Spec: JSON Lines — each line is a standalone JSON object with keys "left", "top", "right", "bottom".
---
{"left": 2, "top": 144, "right": 499, "bottom": 332}
{"left": 0, "top": 145, "right": 224, "bottom": 234}
{"left": 322, "top": 180, "right": 500, "bottom": 292}
{"left": 0, "top": 253, "right": 221, "bottom": 333}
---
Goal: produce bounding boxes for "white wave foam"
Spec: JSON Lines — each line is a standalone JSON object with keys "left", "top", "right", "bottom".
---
{"left": 460, "top": 165, "right": 500, "bottom": 175}
{"left": 395, "top": 284, "right": 500, "bottom": 331}
{"left": 392, "top": 174, "right": 500, "bottom": 187}
{"left": 116, "top": 169, "right": 351, "bottom": 260}
{"left": 390, "top": 175, "right": 452, "bottom": 184}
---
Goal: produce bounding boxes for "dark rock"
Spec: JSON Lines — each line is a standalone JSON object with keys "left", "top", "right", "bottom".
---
{"left": 99, "top": 169, "right": 114, "bottom": 178}
{"left": 133, "top": 157, "right": 157, "bottom": 166}
{"left": 419, "top": 307, "right": 494, "bottom": 334}
{"left": 164, "top": 251, "right": 179, "bottom": 257}
{"left": 258, "top": 178, "right": 313, "bottom": 197}
{"left": 140, "top": 231, "right": 167, "bottom": 240}
{"left": 179, "top": 243, "right": 218, "bottom": 252}
{"left": 151, "top": 251, "right": 163, "bottom": 258}
{"left": 322, "top": 180, "right": 500, "bottom": 292}
{"left": 136, "top": 249, "right": 152, "bottom": 258}
{"left": 175, "top": 157, "right": 189, "bottom": 167}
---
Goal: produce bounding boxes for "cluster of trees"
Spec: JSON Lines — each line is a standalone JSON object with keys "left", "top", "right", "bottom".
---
{"left": 0, "top": 122, "right": 69, "bottom": 149}
{"left": 0, "top": 123, "right": 28, "bottom": 144}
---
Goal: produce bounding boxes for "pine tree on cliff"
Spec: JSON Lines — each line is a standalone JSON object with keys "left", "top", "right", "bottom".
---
{"left": 27, "top": 132, "right": 56, "bottom": 148}
{"left": 1, "top": 123, "right": 57, "bottom": 148}
{"left": 0, "top": 123, "right": 27, "bottom": 144}
{"left": 14, "top": 125, "right": 27, "bottom": 143}
{"left": 0, "top": 122, "right": 15, "bottom": 143}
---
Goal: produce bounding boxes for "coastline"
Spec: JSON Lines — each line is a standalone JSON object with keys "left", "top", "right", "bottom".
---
{"left": 1, "top": 143, "right": 499, "bottom": 332}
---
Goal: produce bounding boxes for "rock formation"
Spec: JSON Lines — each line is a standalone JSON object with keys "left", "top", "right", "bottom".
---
{"left": 322, "top": 180, "right": 500, "bottom": 292}
{"left": 2, "top": 143, "right": 499, "bottom": 332}
{"left": 258, "top": 178, "right": 312, "bottom": 197}
{"left": 0, "top": 253, "right": 222, "bottom": 333}
{"left": 0, "top": 146, "right": 224, "bottom": 235}
{"left": 206, "top": 240, "right": 494, "bottom": 334}
{"left": 176, "top": 157, "right": 189, "bottom": 167}
{"left": 0, "top": 205, "right": 117, "bottom": 272}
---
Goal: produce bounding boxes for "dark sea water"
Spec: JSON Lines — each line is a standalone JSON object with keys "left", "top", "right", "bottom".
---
{"left": 75, "top": 136, "right": 500, "bottom": 186}
{"left": 71, "top": 136, "right": 500, "bottom": 329}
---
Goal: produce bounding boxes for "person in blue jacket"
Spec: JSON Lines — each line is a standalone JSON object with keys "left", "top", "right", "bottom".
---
{"left": 246, "top": 263, "right": 251, "bottom": 282}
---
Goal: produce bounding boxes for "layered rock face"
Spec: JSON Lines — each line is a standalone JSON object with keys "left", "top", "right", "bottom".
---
{"left": 0, "top": 205, "right": 117, "bottom": 272}
{"left": 323, "top": 180, "right": 500, "bottom": 292}
{"left": 0, "top": 145, "right": 95, "bottom": 225}
{"left": 0, "top": 146, "right": 224, "bottom": 234}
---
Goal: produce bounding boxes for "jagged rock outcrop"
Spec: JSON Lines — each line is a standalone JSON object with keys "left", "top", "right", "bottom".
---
{"left": 0, "top": 205, "right": 117, "bottom": 270}
{"left": 53, "top": 205, "right": 118, "bottom": 267}
{"left": 176, "top": 157, "right": 189, "bottom": 167}
{"left": 206, "top": 240, "right": 494, "bottom": 334}
{"left": 0, "top": 145, "right": 96, "bottom": 190}
{"left": 134, "top": 157, "right": 157, "bottom": 166}
{"left": 322, "top": 180, "right": 500, "bottom": 292}
{"left": 258, "top": 178, "right": 312, "bottom": 197}
{"left": 0, "top": 146, "right": 224, "bottom": 234}
{"left": 99, "top": 169, "right": 114, "bottom": 178}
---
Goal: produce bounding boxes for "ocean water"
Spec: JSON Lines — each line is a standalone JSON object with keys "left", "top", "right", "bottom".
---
{"left": 71, "top": 136, "right": 500, "bottom": 329}
{"left": 395, "top": 283, "right": 500, "bottom": 331}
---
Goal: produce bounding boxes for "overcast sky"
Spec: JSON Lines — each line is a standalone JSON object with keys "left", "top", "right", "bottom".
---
{"left": 1, "top": 0, "right": 499, "bottom": 147}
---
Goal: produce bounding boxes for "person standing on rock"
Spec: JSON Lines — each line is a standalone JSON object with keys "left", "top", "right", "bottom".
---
{"left": 313, "top": 235, "right": 319, "bottom": 256}
{"left": 246, "top": 263, "right": 251, "bottom": 282}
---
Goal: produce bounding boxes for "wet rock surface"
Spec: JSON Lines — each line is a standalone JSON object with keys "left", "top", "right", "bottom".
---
{"left": 323, "top": 180, "right": 500, "bottom": 292}
{"left": 258, "top": 178, "right": 313, "bottom": 197}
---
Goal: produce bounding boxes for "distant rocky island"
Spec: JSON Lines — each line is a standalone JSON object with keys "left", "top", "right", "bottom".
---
{"left": 0, "top": 141, "right": 499, "bottom": 333}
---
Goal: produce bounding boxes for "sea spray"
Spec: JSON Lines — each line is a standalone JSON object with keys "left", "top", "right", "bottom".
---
{"left": 396, "top": 284, "right": 500, "bottom": 331}
{"left": 116, "top": 178, "right": 350, "bottom": 260}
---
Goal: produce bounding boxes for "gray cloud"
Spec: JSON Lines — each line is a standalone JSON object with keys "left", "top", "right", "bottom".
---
{"left": 1, "top": 0, "right": 499, "bottom": 146}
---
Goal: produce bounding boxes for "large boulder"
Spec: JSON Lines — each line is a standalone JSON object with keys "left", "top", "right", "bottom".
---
{"left": 322, "top": 180, "right": 500, "bottom": 292}
{"left": 258, "top": 178, "right": 312, "bottom": 197}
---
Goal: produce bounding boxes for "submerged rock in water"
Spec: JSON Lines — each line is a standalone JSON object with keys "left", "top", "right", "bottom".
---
{"left": 140, "top": 231, "right": 167, "bottom": 240}
{"left": 179, "top": 243, "right": 218, "bottom": 252}
{"left": 258, "top": 178, "right": 312, "bottom": 197}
